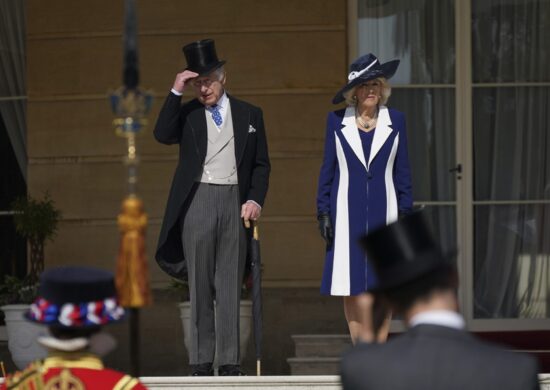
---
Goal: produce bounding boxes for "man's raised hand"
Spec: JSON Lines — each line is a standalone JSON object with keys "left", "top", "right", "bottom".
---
{"left": 172, "top": 70, "right": 199, "bottom": 93}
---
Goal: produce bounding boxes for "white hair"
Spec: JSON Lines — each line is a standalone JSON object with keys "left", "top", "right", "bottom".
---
{"left": 211, "top": 66, "right": 226, "bottom": 81}
{"left": 343, "top": 77, "right": 392, "bottom": 106}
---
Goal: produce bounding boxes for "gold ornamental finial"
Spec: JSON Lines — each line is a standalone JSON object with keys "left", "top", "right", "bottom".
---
{"left": 115, "top": 196, "right": 152, "bottom": 308}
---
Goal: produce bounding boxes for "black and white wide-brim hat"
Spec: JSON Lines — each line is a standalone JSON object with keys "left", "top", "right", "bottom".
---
{"left": 332, "top": 53, "right": 400, "bottom": 104}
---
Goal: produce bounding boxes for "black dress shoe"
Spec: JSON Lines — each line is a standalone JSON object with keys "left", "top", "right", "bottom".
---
{"left": 218, "top": 364, "right": 246, "bottom": 376}
{"left": 191, "top": 363, "right": 214, "bottom": 376}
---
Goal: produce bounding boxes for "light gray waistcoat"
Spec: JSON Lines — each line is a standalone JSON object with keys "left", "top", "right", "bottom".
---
{"left": 199, "top": 100, "right": 238, "bottom": 185}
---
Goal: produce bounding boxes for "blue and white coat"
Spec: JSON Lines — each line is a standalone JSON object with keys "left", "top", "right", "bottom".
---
{"left": 317, "top": 106, "right": 413, "bottom": 296}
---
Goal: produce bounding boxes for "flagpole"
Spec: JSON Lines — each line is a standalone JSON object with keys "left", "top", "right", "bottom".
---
{"left": 110, "top": 0, "right": 153, "bottom": 377}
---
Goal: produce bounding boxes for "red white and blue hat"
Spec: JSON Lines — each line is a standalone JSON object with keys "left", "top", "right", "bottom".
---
{"left": 25, "top": 266, "right": 125, "bottom": 328}
{"left": 332, "top": 53, "right": 400, "bottom": 104}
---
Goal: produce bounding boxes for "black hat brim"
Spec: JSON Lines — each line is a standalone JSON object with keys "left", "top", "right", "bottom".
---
{"left": 366, "top": 249, "right": 458, "bottom": 293}
{"left": 185, "top": 60, "right": 226, "bottom": 77}
{"left": 332, "top": 59, "right": 400, "bottom": 105}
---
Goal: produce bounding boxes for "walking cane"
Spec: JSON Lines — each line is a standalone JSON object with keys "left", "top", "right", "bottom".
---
{"left": 245, "top": 219, "right": 263, "bottom": 376}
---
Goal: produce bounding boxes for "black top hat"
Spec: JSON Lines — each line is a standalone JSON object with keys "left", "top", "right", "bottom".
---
{"left": 182, "top": 39, "right": 226, "bottom": 76}
{"left": 360, "top": 212, "right": 456, "bottom": 292}
{"left": 332, "top": 53, "right": 400, "bottom": 105}
{"left": 25, "top": 266, "right": 125, "bottom": 328}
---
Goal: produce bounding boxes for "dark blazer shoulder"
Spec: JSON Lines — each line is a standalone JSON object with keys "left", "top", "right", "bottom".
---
{"left": 341, "top": 339, "right": 388, "bottom": 370}
{"left": 228, "top": 94, "right": 262, "bottom": 114}
{"left": 330, "top": 108, "right": 347, "bottom": 119}
{"left": 180, "top": 98, "right": 203, "bottom": 114}
{"left": 340, "top": 341, "right": 390, "bottom": 389}
{"left": 326, "top": 108, "right": 346, "bottom": 128}
{"left": 410, "top": 324, "right": 540, "bottom": 376}
{"left": 387, "top": 106, "right": 406, "bottom": 125}
{"left": 341, "top": 325, "right": 540, "bottom": 390}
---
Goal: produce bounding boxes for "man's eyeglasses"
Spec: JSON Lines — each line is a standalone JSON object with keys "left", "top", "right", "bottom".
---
{"left": 192, "top": 78, "right": 217, "bottom": 88}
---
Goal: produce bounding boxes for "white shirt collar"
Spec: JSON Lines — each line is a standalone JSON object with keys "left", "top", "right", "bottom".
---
{"left": 409, "top": 310, "right": 465, "bottom": 330}
{"left": 205, "top": 92, "right": 228, "bottom": 130}
{"left": 207, "top": 91, "right": 228, "bottom": 111}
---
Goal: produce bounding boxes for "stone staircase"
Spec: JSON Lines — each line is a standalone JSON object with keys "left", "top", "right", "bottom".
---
{"left": 287, "top": 335, "right": 352, "bottom": 375}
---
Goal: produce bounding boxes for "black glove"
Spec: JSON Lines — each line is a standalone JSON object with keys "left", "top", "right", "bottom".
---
{"left": 317, "top": 213, "right": 333, "bottom": 247}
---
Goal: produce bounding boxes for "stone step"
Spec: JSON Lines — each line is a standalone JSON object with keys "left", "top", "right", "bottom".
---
{"left": 286, "top": 357, "right": 341, "bottom": 376}
{"left": 140, "top": 375, "right": 342, "bottom": 390}
{"left": 291, "top": 335, "right": 352, "bottom": 358}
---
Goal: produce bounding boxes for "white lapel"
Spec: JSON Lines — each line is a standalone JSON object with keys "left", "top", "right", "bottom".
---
{"left": 368, "top": 106, "right": 393, "bottom": 169}
{"left": 340, "top": 106, "right": 367, "bottom": 169}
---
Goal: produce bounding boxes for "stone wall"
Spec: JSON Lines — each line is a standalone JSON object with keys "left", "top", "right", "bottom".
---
{"left": 27, "top": 0, "right": 347, "bottom": 288}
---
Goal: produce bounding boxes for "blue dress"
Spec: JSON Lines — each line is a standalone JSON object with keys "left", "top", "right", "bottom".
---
{"left": 317, "top": 106, "right": 412, "bottom": 296}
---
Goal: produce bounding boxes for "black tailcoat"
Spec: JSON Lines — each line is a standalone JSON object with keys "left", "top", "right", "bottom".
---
{"left": 153, "top": 92, "right": 270, "bottom": 278}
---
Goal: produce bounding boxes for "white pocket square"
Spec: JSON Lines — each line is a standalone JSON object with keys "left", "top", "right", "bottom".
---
{"left": 248, "top": 125, "right": 256, "bottom": 133}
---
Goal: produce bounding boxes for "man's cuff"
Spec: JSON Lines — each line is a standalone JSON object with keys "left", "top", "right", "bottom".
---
{"left": 170, "top": 88, "right": 183, "bottom": 96}
{"left": 246, "top": 200, "right": 262, "bottom": 210}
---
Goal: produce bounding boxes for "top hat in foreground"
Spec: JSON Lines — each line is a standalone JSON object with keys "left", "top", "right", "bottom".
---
{"left": 182, "top": 39, "right": 226, "bottom": 76}
{"left": 360, "top": 212, "right": 456, "bottom": 292}
{"left": 332, "top": 53, "right": 400, "bottom": 104}
{"left": 25, "top": 266, "right": 125, "bottom": 328}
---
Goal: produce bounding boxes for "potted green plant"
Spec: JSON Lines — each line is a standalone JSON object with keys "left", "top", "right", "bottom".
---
{"left": 0, "top": 193, "right": 61, "bottom": 369}
{"left": 0, "top": 275, "right": 39, "bottom": 307}
{"left": 10, "top": 193, "right": 61, "bottom": 284}
{"left": 0, "top": 275, "right": 46, "bottom": 369}
{"left": 172, "top": 276, "right": 252, "bottom": 365}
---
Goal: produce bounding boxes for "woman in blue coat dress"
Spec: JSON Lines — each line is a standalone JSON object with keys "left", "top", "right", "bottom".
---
{"left": 317, "top": 53, "right": 412, "bottom": 343}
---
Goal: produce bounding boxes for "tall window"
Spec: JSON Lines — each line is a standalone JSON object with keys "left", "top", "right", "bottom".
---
{"left": 471, "top": 0, "right": 550, "bottom": 319}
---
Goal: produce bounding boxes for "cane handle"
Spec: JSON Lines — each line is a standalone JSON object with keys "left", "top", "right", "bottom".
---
{"left": 253, "top": 220, "right": 259, "bottom": 240}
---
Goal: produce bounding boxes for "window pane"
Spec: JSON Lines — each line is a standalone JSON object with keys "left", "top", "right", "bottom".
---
{"left": 357, "top": 0, "right": 455, "bottom": 84}
{"left": 472, "top": 0, "right": 550, "bottom": 83}
{"left": 423, "top": 205, "right": 457, "bottom": 254}
{"left": 474, "top": 204, "right": 550, "bottom": 319}
{"left": 473, "top": 87, "right": 550, "bottom": 201}
{"left": 391, "top": 88, "right": 456, "bottom": 201}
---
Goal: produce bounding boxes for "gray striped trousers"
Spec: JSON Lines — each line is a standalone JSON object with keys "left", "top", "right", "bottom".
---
{"left": 181, "top": 182, "right": 246, "bottom": 365}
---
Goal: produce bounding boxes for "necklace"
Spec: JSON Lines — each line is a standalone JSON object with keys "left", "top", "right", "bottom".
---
{"left": 356, "top": 110, "right": 378, "bottom": 129}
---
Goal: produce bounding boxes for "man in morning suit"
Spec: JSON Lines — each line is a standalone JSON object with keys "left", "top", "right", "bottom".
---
{"left": 340, "top": 212, "right": 540, "bottom": 390}
{"left": 153, "top": 39, "right": 270, "bottom": 376}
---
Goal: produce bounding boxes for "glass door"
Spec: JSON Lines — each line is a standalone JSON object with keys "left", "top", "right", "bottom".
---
{"left": 467, "top": 0, "right": 550, "bottom": 329}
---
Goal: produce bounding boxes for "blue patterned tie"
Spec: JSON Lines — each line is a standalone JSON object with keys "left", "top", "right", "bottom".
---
{"left": 211, "top": 104, "right": 223, "bottom": 127}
